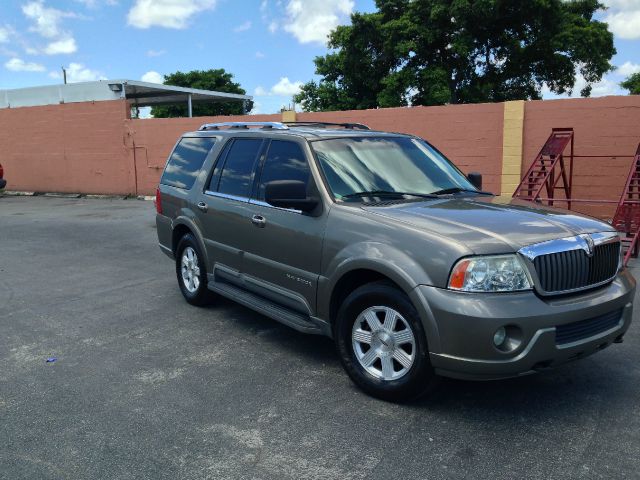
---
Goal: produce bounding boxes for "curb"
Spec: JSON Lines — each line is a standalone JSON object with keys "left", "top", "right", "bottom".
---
{"left": 0, "top": 191, "right": 154, "bottom": 201}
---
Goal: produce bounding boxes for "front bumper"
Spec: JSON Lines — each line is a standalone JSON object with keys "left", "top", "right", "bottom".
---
{"left": 412, "top": 269, "right": 636, "bottom": 380}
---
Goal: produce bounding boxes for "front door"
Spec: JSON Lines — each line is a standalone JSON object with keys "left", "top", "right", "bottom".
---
{"left": 242, "top": 139, "right": 327, "bottom": 315}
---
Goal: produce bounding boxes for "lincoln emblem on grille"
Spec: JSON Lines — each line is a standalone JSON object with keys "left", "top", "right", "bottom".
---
{"left": 580, "top": 234, "right": 595, "bottom": 257}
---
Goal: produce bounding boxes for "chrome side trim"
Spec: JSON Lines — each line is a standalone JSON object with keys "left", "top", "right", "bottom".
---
{"left": 204, "top": 190, "right": 249, "bottom": 203}
{"left": 248, "top": 199, "right": 302, "bottom": 214}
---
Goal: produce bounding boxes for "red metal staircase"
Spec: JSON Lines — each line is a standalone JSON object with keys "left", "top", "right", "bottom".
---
{"left": 512, "top": 128, "right": 574, "bottom": 207}
{"left": 611, "top": 143, "right": 640, "bottom": 265}
{"left": 514, "top": 129, "right": 640, "bottom": 266}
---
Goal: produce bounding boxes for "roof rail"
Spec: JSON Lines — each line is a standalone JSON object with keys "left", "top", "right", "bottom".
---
{"left": 284, "top": 121, "right": 370, "bottom": 130}
{"left": 199, "top": 121, "right": 289, "bottom": 131}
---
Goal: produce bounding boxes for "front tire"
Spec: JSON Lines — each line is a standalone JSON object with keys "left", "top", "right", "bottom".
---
{"left": 335, "top": 281, "right": 438, "bottom": 401}
{"left": 175, "top": 234, "right": 213, "bottom": 306}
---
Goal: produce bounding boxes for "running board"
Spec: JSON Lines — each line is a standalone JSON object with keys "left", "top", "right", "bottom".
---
{"left": 207, "top": 278, "right": 326, "bottom": 335}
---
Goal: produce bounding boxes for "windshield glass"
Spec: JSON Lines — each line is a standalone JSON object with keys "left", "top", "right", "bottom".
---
{"left": 311, "top": 136, "right": 476, "bottom": 200}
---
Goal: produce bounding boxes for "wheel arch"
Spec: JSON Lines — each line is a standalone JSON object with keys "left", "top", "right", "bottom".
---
{"left": 171, "top": 217, "right": 210, "bottom": 269}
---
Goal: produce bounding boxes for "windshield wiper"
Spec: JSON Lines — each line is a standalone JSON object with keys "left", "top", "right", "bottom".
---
{"left": 429, "top": 187, "right": 493, "bottom": 196}
{"left": 342, "top": 190, "right": 437, "bottom": 200}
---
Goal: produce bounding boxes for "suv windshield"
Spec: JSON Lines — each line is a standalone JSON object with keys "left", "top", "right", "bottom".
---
{"left": 311, "top": 136, "right": 477, "bottom": 200}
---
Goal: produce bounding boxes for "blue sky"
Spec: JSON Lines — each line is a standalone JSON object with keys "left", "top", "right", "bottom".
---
{"left": 0, "top": 0, "right": 639, "bottom": 114}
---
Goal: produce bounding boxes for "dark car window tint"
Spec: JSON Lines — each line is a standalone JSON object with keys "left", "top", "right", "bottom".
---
{"left": 207, "top": 140, "right": 233, "bottom": 191}
{"left": 160, "top": 137, "right": 216, "bottom": 189}
{"left": 257, "top": 140, "right": 310, "bottom": 200}
{"left": 217, "top": 139, "right": 263, "bottom": 197}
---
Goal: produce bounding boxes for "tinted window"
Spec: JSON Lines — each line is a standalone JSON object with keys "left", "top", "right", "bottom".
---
{"left": 207, "top": 140, "right": 233, "bottom": 191}
{"left": 217, "top": 139, "right": 263, "bottom": 197}
{"left": 161, "top": 137, "right": 216, "bottom": 189}
{"left": 257, "top": 140, "right": 310, "bottom": 200}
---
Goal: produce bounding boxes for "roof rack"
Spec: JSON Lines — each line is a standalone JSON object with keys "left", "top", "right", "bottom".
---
{"left": 284, "top": 121, "right": 370, "bottom": 130}
{"left": 199, "top": 121, "right": 289, "bottom": 131}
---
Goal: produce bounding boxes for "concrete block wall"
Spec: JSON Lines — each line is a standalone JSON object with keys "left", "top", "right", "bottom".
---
{"left": 523, "top": 96, "right": 640, "bottom": 219}
{"left": 1, "top": 96, "right": 639, "bottom": 223}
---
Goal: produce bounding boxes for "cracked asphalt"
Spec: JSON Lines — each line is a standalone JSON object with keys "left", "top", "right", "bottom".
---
{"left": 1, "top": 195, "right": 639, "bottom": 480}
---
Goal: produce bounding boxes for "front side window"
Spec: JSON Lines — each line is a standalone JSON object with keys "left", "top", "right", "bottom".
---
{"left": 257, "top": 140, "right": 311, "bottom": 200}
{"left": 217, "top": 139, "right": 263, "bottom": 197}
{"left": 161, "top": 137, "right": 216, "bottom": 189}
{"left": 311, "top": 136, "right": 476, "bottom": 200}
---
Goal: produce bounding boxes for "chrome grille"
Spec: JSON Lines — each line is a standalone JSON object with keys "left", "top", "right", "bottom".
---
{"left": 520, "top": 232, "right": 621, "bottom": 295}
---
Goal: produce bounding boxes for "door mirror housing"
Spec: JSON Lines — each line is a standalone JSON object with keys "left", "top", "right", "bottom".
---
{"left": 467, "top": 172, "right": 482, "bottom": 190}
{"left": 265, "top": 180, "right": 319, "bottom": 212}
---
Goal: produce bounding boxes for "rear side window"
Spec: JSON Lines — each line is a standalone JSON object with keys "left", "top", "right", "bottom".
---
{"left": 257, "top": 140, "right": 311, "bottom": 200}
{"left": 217, "top": 139, "right": 263, "bottom": 198}
{"left": 161, "top": 137, "right": 216, "bottom": 189}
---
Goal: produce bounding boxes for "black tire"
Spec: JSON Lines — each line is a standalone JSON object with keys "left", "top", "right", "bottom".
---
{"left": 175, "top": 233, "right": 214, "bottom": 307}
{"left": 335, "top": 281, "right": 439, "bottom": 402}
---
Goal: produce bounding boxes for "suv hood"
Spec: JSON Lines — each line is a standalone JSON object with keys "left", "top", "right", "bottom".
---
{"left": 361, "top": 195, "right": 616, "bottom": 254}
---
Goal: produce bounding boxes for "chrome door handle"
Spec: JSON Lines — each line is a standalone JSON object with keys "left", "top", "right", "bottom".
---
{"left": 197, "top": 201, "right": 208, "bottom": 212}
{"left": 251, "top": 214, "right": 266, "bottom": 228}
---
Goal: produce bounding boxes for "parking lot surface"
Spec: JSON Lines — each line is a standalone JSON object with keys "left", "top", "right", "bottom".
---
{"left": 1, "top": 195, "right": 639, "bottom": 480}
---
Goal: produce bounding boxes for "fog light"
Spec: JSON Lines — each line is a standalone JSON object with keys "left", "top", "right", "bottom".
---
{"left": 493, "top": 327, "right": 507, "bottom": 347}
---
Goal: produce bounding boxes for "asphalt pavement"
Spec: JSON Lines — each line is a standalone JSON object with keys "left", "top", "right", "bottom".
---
{"left": 1, "top": 195, "right": 639, "bottom": 480}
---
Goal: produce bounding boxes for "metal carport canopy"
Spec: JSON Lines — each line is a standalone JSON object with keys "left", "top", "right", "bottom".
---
{"left": 110, "top": 79, "right": 252, "bottom": 116}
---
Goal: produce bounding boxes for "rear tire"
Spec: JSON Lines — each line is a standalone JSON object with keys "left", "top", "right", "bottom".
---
{"left": 335, "top": 281, "right": 439, "bottom": 402}
{"left": 175, "top": 233, "right": 214, "bottom": 306}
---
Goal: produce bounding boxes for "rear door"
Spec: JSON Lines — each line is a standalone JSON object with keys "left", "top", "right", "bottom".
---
{"left": 242, "top": 139, "right": 328, "bottom": 315}
{"left": 198, "top": 138, "right": 265, "bottom": 282}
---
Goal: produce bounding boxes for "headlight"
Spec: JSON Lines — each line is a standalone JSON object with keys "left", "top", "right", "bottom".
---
{"left": 448, "top": 254, "right": 532, "bottom": 292}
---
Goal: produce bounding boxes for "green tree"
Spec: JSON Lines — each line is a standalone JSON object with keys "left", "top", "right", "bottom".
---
{"left": 621, "top": 73, "right": 640, "bottom": 95}
{"left": 151, "top": 69, "right": 252, "bottom": 117}
{"left": 294, "top": 0, "right": 616, "bottom": 111}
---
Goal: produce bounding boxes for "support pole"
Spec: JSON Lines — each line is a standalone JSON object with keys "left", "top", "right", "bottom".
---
{"left": 187, "top": 94, "right": 193, "bottom": 118}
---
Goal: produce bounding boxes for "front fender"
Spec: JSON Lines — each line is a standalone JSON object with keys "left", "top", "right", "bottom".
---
{"left": 317, "top": 241, "right": 441, "bottom": 349}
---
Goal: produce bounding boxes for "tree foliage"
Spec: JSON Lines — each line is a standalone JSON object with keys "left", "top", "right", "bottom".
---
{"left": 621, "top": 73, "right": 640, "bottom": 95}
{"left": 150, "top": 69, "right": 252, "bottom": 118}
{"left": 294, "top": 0, "right": 615, "bottom": 111}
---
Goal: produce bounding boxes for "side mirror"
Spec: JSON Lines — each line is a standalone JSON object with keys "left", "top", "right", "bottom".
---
{"left": 467, "top": 172, "right": 482, "bottom": 190}
{"left": 265, "top": 180, "right": 319, "bottom": 212}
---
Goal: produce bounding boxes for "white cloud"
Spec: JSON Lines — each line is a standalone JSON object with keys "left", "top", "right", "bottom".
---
{"left": 44, "top": 37, "right": 77, "bottom": 54}
{"left": 233, "top": 20, "right": 251, "bottom": 32}
{"left": 254, "top": 77, "right": 303, "bottom": 97}
{"left": 0, "top": 26, "right": 12, "bottom": 43}
{"left": 603, "top": 0, "right": 640, "bottom": 39}
{"left": 146, "top": 49, "right": 166, "bottom": 57}
{"left": 617, "top": 61, "right": 640, "bottom": 77}
{"left": 255, "top": 51, "right": 265, "bottom": 58}
{"left": 141, "top": 70, "right": 164, "bottom": 84}
{"left": 127, "top": 0, "right": 217, "bottom": 29}
{"left": 22, "top": 1, "right": 78, "bottom": 55}
{"left": 50, "top": 62, "right": 106, "bottom": 82}
{"left": 22, "top": 1, "right": 75, "bottom": 38}
{"left": 137, "top": 106, "right": 153, "bottom": 118}
{"left": 5, "top": 57, "right": 46, "bottom": 72}
{"left": 542, "top": 71, "right": 623, "bottom": 99}
{"left": 74, "top": 0, "right": 118, "bottom": 7}
{"left": 271, "top": 77, "right": 303, "bottom": 96}
{"left": 283, "top": 0, "right": 353, "bottom": 44}
{"left": 250, "top": 100, "right": 262, "bottom": 114}
{"left": 268, "top": 20, "right": 278, "bottom": 33}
